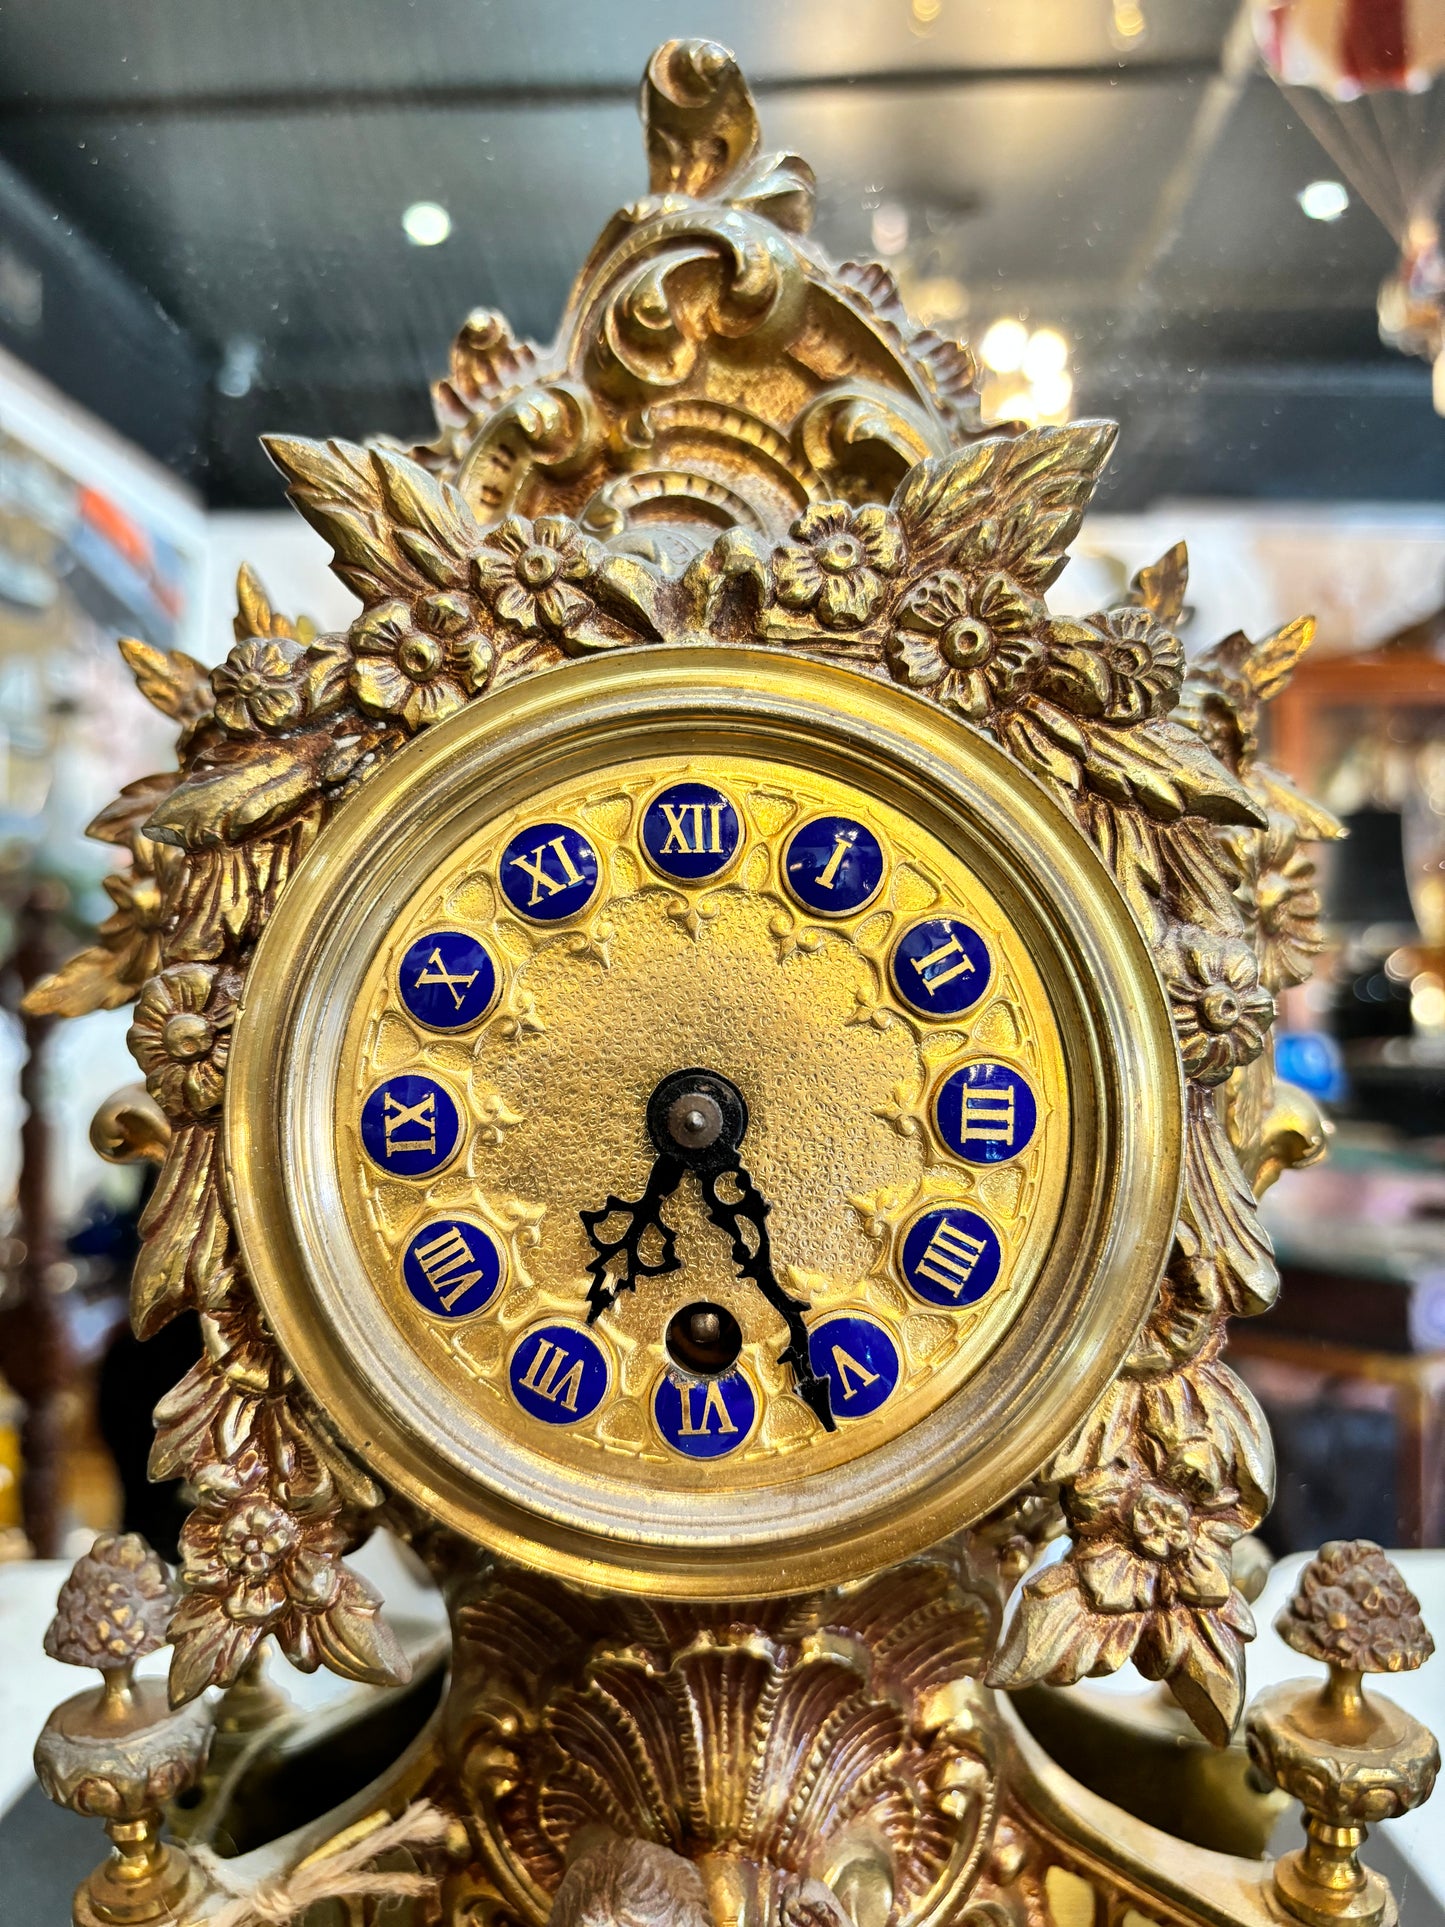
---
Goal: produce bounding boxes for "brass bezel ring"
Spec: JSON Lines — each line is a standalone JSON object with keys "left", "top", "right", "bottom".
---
{"left": 226, "top": 646, "right": 1183, "bottom": 1599}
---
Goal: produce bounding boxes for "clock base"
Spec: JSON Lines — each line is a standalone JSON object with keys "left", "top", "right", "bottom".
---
{"left": 47, "top": 1532, "right": 1419, "bottom": 1927}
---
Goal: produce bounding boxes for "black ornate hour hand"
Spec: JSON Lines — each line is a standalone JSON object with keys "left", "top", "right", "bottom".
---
{"left": 580, "top": 1067, "right": 836, "bottom": 1432}
{"left": 580, "top": 1153, "right": 684, "bottom": 1320}
{"left": 697, "top": 1160, "right": 835, "bottom": 1433}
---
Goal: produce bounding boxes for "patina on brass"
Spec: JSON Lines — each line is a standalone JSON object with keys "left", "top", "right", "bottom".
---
{"left": 32, "top": 1536, "right": 210, "bottom": 1924}
{"left": 226, "top": 654, "right": 1178, "bottom": 1596}
{"left": 1247, "top": 1542, "right": 1439, "bottom": 1927}
{"left": 24, "top": 36, "right": 1434, "bottom": 1927}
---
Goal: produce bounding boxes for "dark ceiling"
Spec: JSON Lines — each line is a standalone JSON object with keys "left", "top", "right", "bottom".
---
{"left": 0, "top": 0, "right": 1439, "bottom": 509}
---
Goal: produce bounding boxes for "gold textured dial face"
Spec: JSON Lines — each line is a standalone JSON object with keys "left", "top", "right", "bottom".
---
{"left": 340, "top": 752, "right": 1069, "bottom": 1487}
{"left": 229, "top": 650, "right": 1182, "bottom": 1596}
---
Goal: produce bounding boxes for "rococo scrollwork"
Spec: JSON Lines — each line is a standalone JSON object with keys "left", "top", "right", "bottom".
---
{"left": 27, "top": 35, "right": 1424, "bottom": 1927}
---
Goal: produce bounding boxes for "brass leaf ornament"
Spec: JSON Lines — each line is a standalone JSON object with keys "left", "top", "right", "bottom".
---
{"left": 21, "top": 36, "right": 1434, "bottom": 1927}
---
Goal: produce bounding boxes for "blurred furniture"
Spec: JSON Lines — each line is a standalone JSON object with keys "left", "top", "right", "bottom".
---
{"left": 1239, "top": 1134, "right": 1445, "bottom": 1547}
{"left": 0, "top": 877, "right": 132, "bottom": 1561}
{"left": 1268, "top": 605, "right": 1445, "bottom": 795}
{"left": 0, "top": 875, "right": 72, "bottom": 1556}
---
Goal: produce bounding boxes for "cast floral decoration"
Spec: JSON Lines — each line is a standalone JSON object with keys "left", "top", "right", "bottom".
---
{"left": 772, "top": 502, "right": 904, "bottom": 630}
{"left": 886, "top": 569, "right": 1044, "bottom": 720}
{"left": 213, "top": 637, "right": 311, "bottom": 735}
{"left": 168, "top": 1410, "right": 404, "bottom": 1703}
{"left": 128, "top": 964, "right": 237, "bottom": 1121}
{"left": 1243, "top": 812, "right": 1325, "bottom": 993}
{"left": 44, "top": 1533, "right": 177, "bottom": 1671}
{"left": 350, "top": 593, "right": 493, "bottom": 729}
{"left": 471, "top": 513, "right": 603, "bottom": 639}
{"left": 1036, "top": 605, "right": 1184, "bottom": 725}
{"left": 24, "top": 35, "right": 1335, "bottom": 1752}
{"left": 1163, "top": 931, "right": 1275, "bottom": 1086}
{"left": 1276, "top": 1538, "right": 1434, "bottom": 1674}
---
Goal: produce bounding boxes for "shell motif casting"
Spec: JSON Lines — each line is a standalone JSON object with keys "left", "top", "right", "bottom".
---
{"left": 26, "top": 36, "right": 1337, "bottom": 1762}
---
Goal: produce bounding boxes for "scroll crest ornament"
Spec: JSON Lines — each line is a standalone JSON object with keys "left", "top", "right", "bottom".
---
{"left": 28, "top": 36, "right": 1333, "bottom": 1764}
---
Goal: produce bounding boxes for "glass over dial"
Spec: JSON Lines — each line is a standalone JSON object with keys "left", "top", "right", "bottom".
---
{"left": 338, "top": 750, "right": 1069, "bottom": 1484}
{"left": 229, "top": 652, "right": 1178, "bottom": 1596}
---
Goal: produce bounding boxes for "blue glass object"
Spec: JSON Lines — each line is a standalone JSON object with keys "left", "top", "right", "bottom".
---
{"left": 508, "top": 1322, "right": 610, "bottom": 1424}
{"left": 641, "top": 782, "right": 741, "bottom": 882}
{"left": 401, "top": 1217, "right": 505, "bottom": 1319}
{"left": 933, "top": 1060, "right": 1038, "bottom": 1164}
{"left": 653, "top": 1368, "right": 755, "bottom": 1457}
{"left": 782, "top": 815, "right": 885, "bottom": 917}
{"left": 900, "top": 1205, "right": 1003, "bottom": 1308}
{"left": 1275, "top": 1029, "right": 1346, "bottom": 1104}
{"left": 397, "top": 929, "right": 499, "bottom": 1030}
{"left": 498, "top": 821, "right": 601, "bottom": 922}
{"left": 807, "top": 1314, "right": 900, "bottom": 1420}
{"left": 359, "top": 1073, "right": 463, "bottom": 1178}
{"left": 890, "top": 916, "right": 991, "bottom": 1019}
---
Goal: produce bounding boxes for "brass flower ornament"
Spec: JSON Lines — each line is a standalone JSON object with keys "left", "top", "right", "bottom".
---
{"left": 1164, "top": 930, "right": 1275, "bottom": 1086}
{"left": 887, "top": 568, "right": 1044, "bottom": 719}
{"left": 127, "top": 964, "right": 236, "bottom": 1120}
{"left": 471, "top": 513, "right": 603, "bottom": 638}
{"left": 773, "top": 502, "right": 904, "bottom": 629}
{"left": 1037, "top": 605, "right": 1184, "bottom": 724}
{"left": 351, "top": 592, "right": 493, "bottom": 729}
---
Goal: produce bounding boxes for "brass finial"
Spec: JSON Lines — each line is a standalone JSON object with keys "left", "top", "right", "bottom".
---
{"left": 1245, "top": 1541, "right": 1439, "bottom": 1927}
{"left": 34, "top": 1534, "right": 212, "bottom": 1925}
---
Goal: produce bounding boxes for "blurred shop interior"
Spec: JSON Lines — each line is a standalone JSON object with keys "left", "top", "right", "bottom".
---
{"left": 3, "top": 0, "right": 1445, "bottom": 1571}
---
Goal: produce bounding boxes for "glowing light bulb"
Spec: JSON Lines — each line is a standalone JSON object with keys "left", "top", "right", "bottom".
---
{"left": 1022, "top": 327, "right": 1069, "bottom": 381}
{"left": 402, "top": 201, "right": 452, "bottom": 247}
{"left": 1297, "top": 180, "right": 1349, "bottom": 223}
{"left": 979, "top": 317, "right": 1029, "bottom": 374}
{"left": 1031, "top": 371, "right": 1074, "bottom": 419}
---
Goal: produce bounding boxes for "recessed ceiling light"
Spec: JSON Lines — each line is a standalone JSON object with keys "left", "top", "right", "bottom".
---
{"left": 216, "top": 334, "right": 262, "bottom": 399}
{"left": 1298, "top": 179, "right": 1349, "bottom": 223}
{"left": 402, "top": 201, "right": 452, "bottom": 247}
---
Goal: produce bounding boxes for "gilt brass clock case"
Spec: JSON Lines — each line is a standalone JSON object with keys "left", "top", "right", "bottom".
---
{"left": 226, "top": 646, "right": 1183, "bottom": 1598}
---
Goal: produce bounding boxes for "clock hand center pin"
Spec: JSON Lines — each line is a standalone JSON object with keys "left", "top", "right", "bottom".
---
{"left": 582, "top": 1068, "right": 836, "bottom": 1431}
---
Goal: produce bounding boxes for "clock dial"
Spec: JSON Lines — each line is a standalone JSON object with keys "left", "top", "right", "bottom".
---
{"left": 229, "top": 651, "right": 1181, "bottom": 1596}
{"left": 338, "top": 750, "right": 1068, "bottom": 1488}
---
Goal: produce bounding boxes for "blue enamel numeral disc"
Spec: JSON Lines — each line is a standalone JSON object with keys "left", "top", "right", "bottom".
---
{"left": 401, "top": 1217, "right": 505, "bottom": 1320}
{"left": 900, "top": 1206, "right": 1003, "bottom": 1308}
{"left": 782, "top": 815, "right": 885, "bottom": 917}
{"left": 807, "top": 1314, "right": 900, "bottom": 1420}
{"left": 933, "top": 1061, "right": 1038, "bottom": 1164}
{"left": 397, "top": 929, "right": 499, "bottom": 1030}
{"left": 640, "top": 782, "right": 742, "bottom": 882}
{"left": 359, "top": 1073, "right": 463, "bottom": 1178}
{"left": 890, "top": 916, "right": 991, "bottom": 1019}
{"left": 508, "top": 1322, "right": 611, "bottom": 1425}
{"left": 653, "top": 1369, "right": 756, "bottom": 1458}
{"left": 498, "top": 821, "right": 601, "bottom": 922}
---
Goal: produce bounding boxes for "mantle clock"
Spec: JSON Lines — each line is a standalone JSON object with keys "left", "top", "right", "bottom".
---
{"left": 27, "top": 39, "right": 1437, "bottom": 1927}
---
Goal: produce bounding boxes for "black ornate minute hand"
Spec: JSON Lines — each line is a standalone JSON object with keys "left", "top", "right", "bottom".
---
{"left": 581, "top": 1068, "right": 836, "bottom": 1432}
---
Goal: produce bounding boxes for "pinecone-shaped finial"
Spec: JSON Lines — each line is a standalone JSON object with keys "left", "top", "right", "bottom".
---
{"left": 35, "top": 1532, "right": 207, "bottom": 1920}
{"left": 1275, "top": 1538, "right": 1434, "bottom": 1676}
{"left": 44, "top": 1531, "right": 177, "bottom": 1674}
